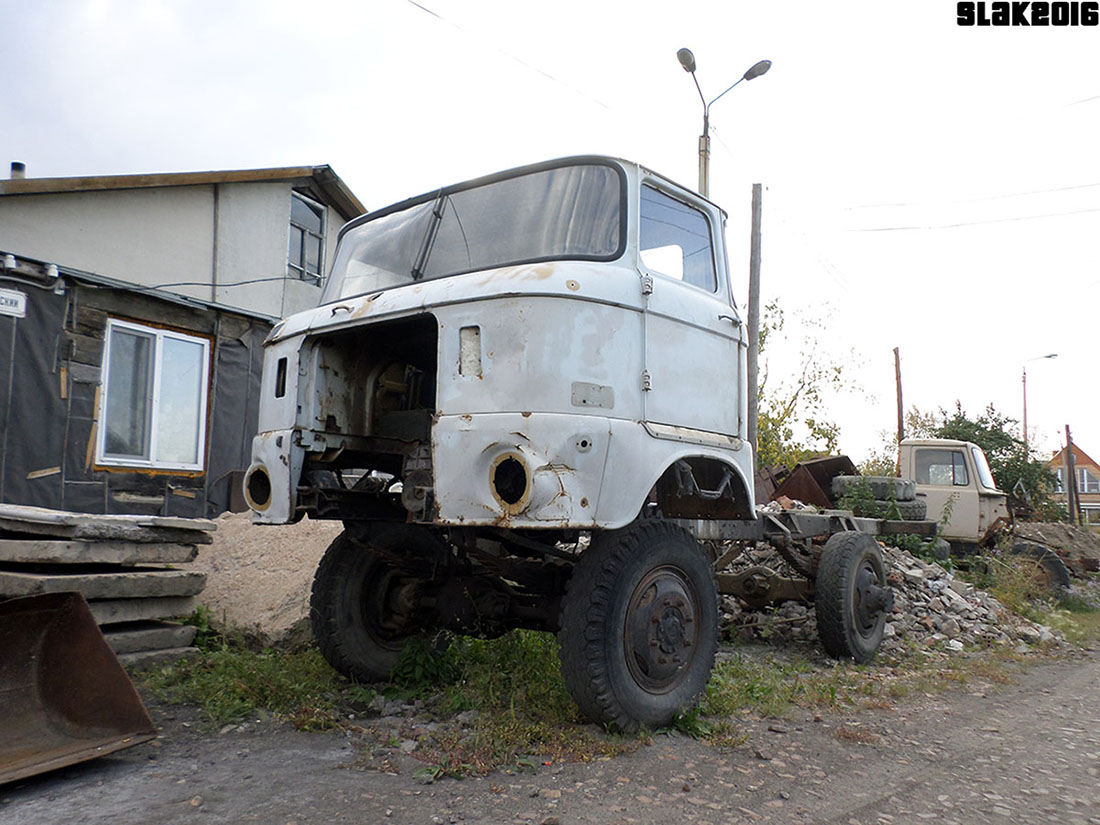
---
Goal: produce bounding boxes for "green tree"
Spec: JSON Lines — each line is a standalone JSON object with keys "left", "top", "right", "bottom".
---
{"left": 756, "top": 301, "right": 856, "bottom": 470}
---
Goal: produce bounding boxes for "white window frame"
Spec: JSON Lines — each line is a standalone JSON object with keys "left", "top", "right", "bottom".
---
{"left": 288, "top": 190, "right": 327, "bottom": 285}
{"left": 96, "top": 318, "right": 211, "bottom": 471}
{"left": 1079, "top": 467, "right": 1100, "bottom": 494}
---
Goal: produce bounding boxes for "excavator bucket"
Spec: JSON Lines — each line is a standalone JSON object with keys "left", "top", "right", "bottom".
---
{"left": 0, "top": 592, "right": 156, "bottom": 784}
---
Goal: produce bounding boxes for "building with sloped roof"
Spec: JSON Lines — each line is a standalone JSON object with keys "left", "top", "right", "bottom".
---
{"left": 0, "top": 162, "right": 365, "bottom": 516}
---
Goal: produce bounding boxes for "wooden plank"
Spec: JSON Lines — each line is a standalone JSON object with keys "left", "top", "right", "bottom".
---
{"left": 103, "top": 623, "right": 197, "bottom": 654}
{"left": 74, "top": 305, "right": 109, "bottom": 337}
{"left": 67, "top": 361, "right": 102, "bottom": 385}
{"left": 64, "top": 330, "right": 105, "bottom": 366}
{"left": 0, "top": 539, "right": 197, "bottom": 564}
{"left": 0, "top": 569, "right": 206, "bottom": 599}
{"left": 88, "top": 596, "right": 196, "bottom": 625}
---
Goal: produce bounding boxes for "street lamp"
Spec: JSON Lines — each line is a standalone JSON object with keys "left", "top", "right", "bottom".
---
{"left": 1022, "top": 353, "right": 1057, "bottom": 453}
{"left": 677, "top": 48, "right": 771, "bottom": 198}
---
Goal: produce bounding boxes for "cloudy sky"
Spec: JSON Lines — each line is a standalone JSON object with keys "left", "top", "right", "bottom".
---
{"left": 4, "top": 0, "right": 1098, "bottom": 463}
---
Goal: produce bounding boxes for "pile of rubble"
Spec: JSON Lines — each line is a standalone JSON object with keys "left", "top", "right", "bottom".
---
{"left": 721, "top": 542, "right": 1063, "bottom": 656}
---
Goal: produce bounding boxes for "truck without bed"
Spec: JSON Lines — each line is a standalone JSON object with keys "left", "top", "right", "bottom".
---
{"left": 244, "top": 157, "right": 915, "bottom": 729}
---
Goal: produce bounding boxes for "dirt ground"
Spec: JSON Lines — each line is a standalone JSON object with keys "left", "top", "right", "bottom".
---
{"left": 4, "top": 647, "right": 1099, "bottom": 825}
{"left": 190, "top": 513, "right": 342, "bottom": 645}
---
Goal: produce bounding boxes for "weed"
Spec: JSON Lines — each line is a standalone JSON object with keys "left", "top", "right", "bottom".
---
{"left": 182, "top": 605, "right": 225, "bottom": 651}
{"left": 142, "top": 646, "right": 348, "bottom": 730}
{"left": 836, "top": 477, "right": 880, "bottom": 518}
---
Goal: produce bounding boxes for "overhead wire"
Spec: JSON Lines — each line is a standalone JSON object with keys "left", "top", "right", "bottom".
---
{"left": 403, "top": 0, "right": 612, "bottom": 110}
{"left": 848, "top": 205, "right": 1100, "bottom": 232}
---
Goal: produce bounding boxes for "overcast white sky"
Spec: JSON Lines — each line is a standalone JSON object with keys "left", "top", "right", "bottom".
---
{"left": 3, "top": 0, "right": 1098, "bottom": 464}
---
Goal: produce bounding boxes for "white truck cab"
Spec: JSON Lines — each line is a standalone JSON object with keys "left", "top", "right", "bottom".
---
{"left": 244, "top": 156, "right": 753, "bottom": 531}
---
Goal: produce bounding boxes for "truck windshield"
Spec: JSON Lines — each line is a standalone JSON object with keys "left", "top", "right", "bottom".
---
{"left": 322, "top": 162, "right": 624, "bottom": 302}
{"left": 971, "top": 446, "right": 999, "bottom": 491}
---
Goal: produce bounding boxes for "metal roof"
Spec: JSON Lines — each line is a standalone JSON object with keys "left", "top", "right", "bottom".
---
{"left": 0, "top": 165, "right": 366, "bottom": 221}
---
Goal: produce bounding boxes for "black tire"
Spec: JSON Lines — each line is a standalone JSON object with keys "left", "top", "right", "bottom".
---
{"left": 875, "top": 498, "right": 927, "bottom": 521}
{"left": 557, "top": 521, "right": 718, "bottom": 731}
{"left": 310, "top": 525, "right": 444, "bottom": 683}
{"left": 815, "top": 532, "right": 892, "bottom": 662}
{"left": 1010, "top": 541, "right": 1071, "bottom": 591}
{"left": 832, "top": 475, "right": 916, "bottom": 502}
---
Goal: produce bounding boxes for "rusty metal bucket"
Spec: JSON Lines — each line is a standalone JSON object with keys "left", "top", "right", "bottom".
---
{"left": 770, "top": 455, "right": 858, "bottom": 509}
{"left": 0, "top": 592, "right": 156, "bottom": 784}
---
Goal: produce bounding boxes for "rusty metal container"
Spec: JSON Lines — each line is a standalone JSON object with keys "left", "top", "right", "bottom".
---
{"left": 770, "top": 455, "right": 858, "bottom": 509}
{"left": 0, "top": 592, "right": 156, "bottom": 783}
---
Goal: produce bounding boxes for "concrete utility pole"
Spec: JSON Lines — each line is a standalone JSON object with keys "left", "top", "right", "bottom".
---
{"left": 1065, "top": 425, "right": 1082, "bottom": 527}
{"left": 894, "top": 347, "right": 904, "bottom": 476}
{"left": 747, "top": 184, "right": 762, "bottom": 454}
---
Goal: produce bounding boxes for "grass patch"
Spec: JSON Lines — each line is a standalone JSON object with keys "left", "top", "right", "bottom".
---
{"left": 699, "top": 655, "right": 881, "bottom": 718}
{"left": 142, "top": 623, "right": 636, "bottom": 775}
{"left": 392, "top": 630, "right": 638, "bottom": 774}
{"left": 142, "top": 645, "right": 358, "bottom": 730}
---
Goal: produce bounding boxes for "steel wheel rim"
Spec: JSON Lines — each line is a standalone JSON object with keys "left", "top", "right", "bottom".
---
{"left": 358, "top": 565, "right": 407, "bottom": 651}
{"left": 624, "top": 565, "right": 701, "bottom": 694}
{"left": 853, "top": 559, "right": 888, "bottom": 638}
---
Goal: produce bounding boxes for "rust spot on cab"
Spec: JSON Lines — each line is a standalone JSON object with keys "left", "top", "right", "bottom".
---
{"left": 521, "top": 411, "right": 532, "bottom": 418}
{"left": 580, "top": 497, "right": 589, "bottom": 508}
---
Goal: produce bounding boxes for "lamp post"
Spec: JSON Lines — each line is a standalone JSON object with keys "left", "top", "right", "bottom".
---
{"left": 1022, "top": 353, "right": 1057, "bottom": 453}
{"left": 676, "top": 48, "right": 771, "bottom": 198}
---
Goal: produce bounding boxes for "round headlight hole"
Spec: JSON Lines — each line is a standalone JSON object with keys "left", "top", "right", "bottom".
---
{"left": 246, "top": 468, "right": 272, "bottom": 508}
{"left": 492, "top": 457, "right": 527, "bottom": 506}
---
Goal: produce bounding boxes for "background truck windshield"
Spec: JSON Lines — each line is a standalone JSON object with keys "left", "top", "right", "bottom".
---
{"left": 322, "top": 162, "right": 623, "bottom": 302}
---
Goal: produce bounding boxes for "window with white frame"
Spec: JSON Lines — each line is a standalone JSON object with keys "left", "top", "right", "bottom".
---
{"left": 288, "top": 191, "right": 326, "bottom": 284}
{"left": 97, "top": 319, "right": 211, "bottom": 470}
{"left": 1080, "top": 467, "right": 1100, "bottom": 494}
{"left": 1055, "top": 467, "right": 1065, "bottom": 493}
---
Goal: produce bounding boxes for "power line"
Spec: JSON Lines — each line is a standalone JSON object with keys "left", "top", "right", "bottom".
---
{"left": 849, "top": 204, "right": 1100, "bottom": 232}
{"left": 845, "top": 180, "right": 1100, "bottom": 211}
{"left": 403, "top": 0, "right": 611, "bottom": 110}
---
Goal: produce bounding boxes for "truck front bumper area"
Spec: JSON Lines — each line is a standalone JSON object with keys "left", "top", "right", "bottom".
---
{"left": 244, "top": 430, "right": 304, "bottom": 524}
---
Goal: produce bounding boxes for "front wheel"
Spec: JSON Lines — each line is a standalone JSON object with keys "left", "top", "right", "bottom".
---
{"left": 310, "top": 525, "right": 445, "bottom": 683}
{"left": 815, "top": 532, "right": 893, "bottom": 662}
{"left": 557, "top": 521, "right": 718, "bottom": 731}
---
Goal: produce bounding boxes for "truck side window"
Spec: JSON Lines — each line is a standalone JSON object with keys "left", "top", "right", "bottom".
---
{"left": 915, "top": 449, "right": 969, "bottom": 487}
{"left": 639, "top": 185, "right": 717, "bottom": 292}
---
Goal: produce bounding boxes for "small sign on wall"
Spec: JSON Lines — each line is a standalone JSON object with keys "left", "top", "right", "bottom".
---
{"left": 0, "top": 287, "right": 27, "bottom": 318}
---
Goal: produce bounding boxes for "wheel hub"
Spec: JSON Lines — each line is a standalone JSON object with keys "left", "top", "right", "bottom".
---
{"left": 854, "top": 564, "right": 891, "bottom": 635}
{"left": 625, "top": 566, "right": 699, "bottom": 694}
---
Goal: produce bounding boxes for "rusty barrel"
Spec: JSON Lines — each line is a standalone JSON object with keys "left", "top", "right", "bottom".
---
{"left": 0, "top": 592, "right": 156, "bottom": 783}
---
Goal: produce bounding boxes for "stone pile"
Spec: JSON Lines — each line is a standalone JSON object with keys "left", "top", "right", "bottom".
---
{"left": 721, "top": 541, "right": 1062, "bottom": 656}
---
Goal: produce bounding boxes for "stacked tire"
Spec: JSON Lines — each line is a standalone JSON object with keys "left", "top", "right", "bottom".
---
{"left": 830, "top": 475, "right": 927, "bottom": 521}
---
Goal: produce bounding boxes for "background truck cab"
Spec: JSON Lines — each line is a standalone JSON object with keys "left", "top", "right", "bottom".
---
{"left": 899, "top": 438, "right": 1010, "bottom": 549}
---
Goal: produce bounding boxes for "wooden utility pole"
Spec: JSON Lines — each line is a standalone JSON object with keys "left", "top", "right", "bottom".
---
{"left": 1065, "top": 425, "right": 1082, "bottom": 527}
{"left": 894, "top": 347, "right": 904, "bottom": 476}
{"left": 746, "top": 183, "right": 762, "bottom": 457}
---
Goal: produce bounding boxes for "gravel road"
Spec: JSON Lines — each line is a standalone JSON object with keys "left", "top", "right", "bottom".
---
{"left": 3, "top": 651, "right": 1098, "bottom": 825}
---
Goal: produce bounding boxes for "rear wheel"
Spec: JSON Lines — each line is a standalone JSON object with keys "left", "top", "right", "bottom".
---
{"left": 310, "top": 525, "right": 444, "bottom": 682}
{"left": 557, "top": 521, "right": 718, "bottom": 731}
{"left": 815, "top": 532, "right": 893, "bottom": 662}
{"left": 1010, "top": 541, "right": 1071, "bottom": 592}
